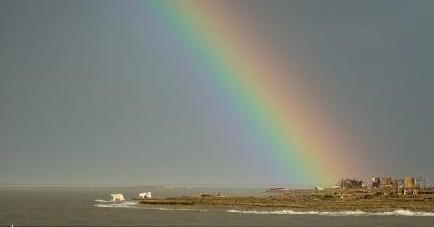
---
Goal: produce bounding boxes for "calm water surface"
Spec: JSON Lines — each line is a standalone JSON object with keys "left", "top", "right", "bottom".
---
{"left": 1, "top": 187, "right": 434, "bottom": 226}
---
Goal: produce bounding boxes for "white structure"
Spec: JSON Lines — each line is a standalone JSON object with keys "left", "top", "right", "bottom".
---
{"left": 139, "top": 192, "right": 152, "bottom": 199}
{"left": 314, "top": 186, "right": 324, "bottom": 191}
{"left": 110, "top": 194, "right": 125, "bottom": 202}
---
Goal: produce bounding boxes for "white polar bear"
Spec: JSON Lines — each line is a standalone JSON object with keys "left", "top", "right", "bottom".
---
{"left": 138, "top": 192, "right": 152, "bottom": 199}
{"left": 110, "top": 194, "right": 125, "bottom": 202}
{"left": 314, "top": 186, "right": 324, "bottom": 191}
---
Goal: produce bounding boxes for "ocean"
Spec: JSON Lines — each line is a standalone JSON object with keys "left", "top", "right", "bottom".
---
{"left": 1, "top": 187, "right": 434, "bottom": 226}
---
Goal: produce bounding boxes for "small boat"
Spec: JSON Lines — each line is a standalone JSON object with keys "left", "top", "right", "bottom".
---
{"left": 265, "top": 187, "right": 289, "bottom": 193}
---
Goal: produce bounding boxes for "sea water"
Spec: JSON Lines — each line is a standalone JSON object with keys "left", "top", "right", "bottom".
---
{"left": 1, "top": 187, "right": 434, "bottom": 226}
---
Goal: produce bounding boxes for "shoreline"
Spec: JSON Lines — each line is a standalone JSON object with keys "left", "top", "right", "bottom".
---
{"left": 136, "top": 189, "right": 434, "bottom": 212}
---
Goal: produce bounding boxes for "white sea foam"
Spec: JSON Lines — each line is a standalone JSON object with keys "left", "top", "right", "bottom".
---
{"left": 94, "top": 200, "right": 207, "bottom": 212}
{"left": 94, "top": 199, "right": 113, "bottom": 203}
{"left": 151, "top": 207, "right": 209, "bottom": 212}
{"left": 93, "top": 199, "right": 434, "bottom": 216}
{"left": 94, "top": 201, "right": 139, "bottom": 208}
{"left": 226, "top": 209, "right": 434, "bottom": 216}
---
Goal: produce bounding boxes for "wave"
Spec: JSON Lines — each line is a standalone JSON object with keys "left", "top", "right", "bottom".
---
{"left": 150, "top": 207, "right": 209, "bottom": 212}
{"left": 94, "top": 201, "right": 207, "bottom": 212}
{"left": 93, "top": 199, "right": 434, "bottom": 216}
{"left": 94, "top": 201, "right": 139, "bottom": 208}
{"left": 226, "top": 209, "right": 434, "bottom": 216}
{"left": 94, "top": 199, "right": 114, "bottom": 203}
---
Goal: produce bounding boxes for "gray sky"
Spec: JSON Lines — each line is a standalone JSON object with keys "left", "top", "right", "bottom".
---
{"left": 1, "top": 0, "right": 433, "bottom": 186}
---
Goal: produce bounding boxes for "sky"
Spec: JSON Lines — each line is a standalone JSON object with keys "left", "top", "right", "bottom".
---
{"left": 0, "top": 0, "right": 433, "bottom": 186}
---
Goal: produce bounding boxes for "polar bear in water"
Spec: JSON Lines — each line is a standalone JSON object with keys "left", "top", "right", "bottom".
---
{"left": 110, "top": 194, "right": 125, "bottom": 202}
{"left": 139, "top": 192, "right": 152, "bottom": 199}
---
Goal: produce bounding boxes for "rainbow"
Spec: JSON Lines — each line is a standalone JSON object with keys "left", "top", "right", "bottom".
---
{"left": 137, "top": 0, "right": 362, "bottom": 185}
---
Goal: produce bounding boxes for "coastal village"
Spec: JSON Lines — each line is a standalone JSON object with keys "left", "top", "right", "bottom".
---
{"left": 336, "top": 176, "right": 428, "bottom": 196}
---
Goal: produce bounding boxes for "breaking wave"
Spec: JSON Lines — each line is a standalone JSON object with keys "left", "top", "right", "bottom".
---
{"left": 226, "top": 209, "right": 434, "bottom": 216}
{"left": 94, "top": 199, "right": 114, "bottom": 203}
{"left": 150, "top": 207, "right": 209, "bottom": 212}
{"left": 94, "top": 200, "right": 207, "bottom": 212}
{"left": 94, "top": 201, "right": 139, "bottom": 208}
{"left": 93, "top": 200, "right": 434, "bottom": 216}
